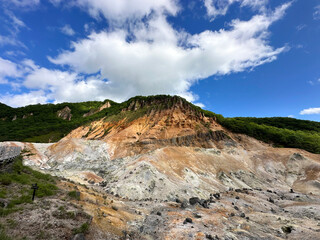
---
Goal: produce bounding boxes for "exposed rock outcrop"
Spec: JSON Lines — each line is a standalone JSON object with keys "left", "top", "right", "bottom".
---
{"left": 83, "top": 101, "right": 111, "bottom": 117}
{"left": 57, "top": 106, "right": 72, "bottom": 121}
{"left": 99, "top": 101, "right": 111, "bottom": 111}
{"left": 22, "top": 113, "right": 33, "bottom": 119}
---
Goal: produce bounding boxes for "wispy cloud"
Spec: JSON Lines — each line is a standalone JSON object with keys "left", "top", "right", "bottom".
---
{"left": 308, "top": 78, "right": 320, "bottom": 86}
{"left": 61, "top": 25, "right": 75, "bottom": 36}
{"left": 1, "top": 0, "right": 40, "bottom": 8}
{"left": 296, "top": 24, "right": 306, "bottom": 31}
{"left": 203, "top": 0, "right": 269, "bottom": 20}
{"left": 4, "top": 10, "right": 28, "bottom": 35}
{"left": 0, "top": 35, "right": 25, "bottom": 48}
{"left": 314, "top": 5, "right": 320, "bottom": 20}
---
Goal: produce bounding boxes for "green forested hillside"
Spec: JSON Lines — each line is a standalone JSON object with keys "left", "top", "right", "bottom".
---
{"left": 0, "top": 95, "right": 320, "bottom": 154}
{"left": 203, "top": 112, "right": 320, "bottom": 154}
{"left": 0, "top": 100, "right": 118, "bottom": 142}
{"left": 233, "top": 117, "right": 320, "bottom": 132}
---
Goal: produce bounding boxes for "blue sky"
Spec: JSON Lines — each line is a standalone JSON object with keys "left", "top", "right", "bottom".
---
{"left": 0, "top": 0, "right": 319, "bottom": 121}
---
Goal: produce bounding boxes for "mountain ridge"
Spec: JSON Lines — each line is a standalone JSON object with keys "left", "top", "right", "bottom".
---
{"left": 0, "top": 95, "right": 320, "bottom": 153}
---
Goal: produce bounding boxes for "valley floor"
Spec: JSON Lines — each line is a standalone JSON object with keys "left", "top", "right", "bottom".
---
{"left": 4, "top": 179, "right": 320, "bottom": 240}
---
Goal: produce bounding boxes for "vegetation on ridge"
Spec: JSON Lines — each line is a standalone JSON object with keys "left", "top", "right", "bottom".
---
{"left": 0, "top": 95, "right": 320, "bottom": 154}
{"left": 202, "top": 112, "right": 320, "bottom": 154}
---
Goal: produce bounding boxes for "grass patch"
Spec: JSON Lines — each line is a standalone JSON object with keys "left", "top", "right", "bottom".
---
{"left": 0, "top": 189, "right": 7, "bottom": 198}
{"left": 0, "top": 208, "right": 20, "bottom": 217}
{"left": 0, "top": 229, "right": 12, "bottom": 240}
{"left": 0, "top": 155, "right": 58, "bottom": 215}
{"left": 52, "top": 206, "right": 76, "bottom": 220}
{"left": 72, "top": 222, "right": 90, "bottom": 235}
{"left": 67, "top": 191, "right": 80, "bottom": 201}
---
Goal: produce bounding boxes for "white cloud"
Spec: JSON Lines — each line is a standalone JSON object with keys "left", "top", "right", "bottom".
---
{"left": 300, "top": 108, "right": 320, "bottom": 115}
{"left": 288, "top": 115, "right": 294, "bottom": 118}
{"left": 61, "top": 25, "right": 75, "bottom": 36}
{"left": 0, "top": 91, "right": 47, "bottom": 107}
{"left": 4, "top": 10, "right": 28, "bottom": 36}
{"left": 0, "top": 35, "right": 24, "bottom": 47}
{"left": 194, "top": 102, "right": 205, "bottom": 108}
{"left": 2, "top": 0, "right": 40, "bottom": 7}
{"left": 48, "top": 4, "right": 289, "bottom": 103}
{"left": 68, "top": 0, "right": 179, "bottom": 21}
{"left": 0, "top": 11, "right": 28, "bottom": 48}
{"left": 0, "top": 57, "right": 22, "bottom": 83}
{"left": 6, "top": 11, "right": 26, "bottom": 29}
{"left": 0, "top": 2, "right": 292, "bottom": 108}
{"left": 19, "top": 63, "right": 125, "bottom": 103}
{"left": 314, "top": 5, "right": 320, "bottom": 20}
{"left": 203, "top": 0, "right": 269, "bottom": 19}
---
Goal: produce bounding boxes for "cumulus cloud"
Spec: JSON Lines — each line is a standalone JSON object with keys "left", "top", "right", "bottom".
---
{"left": 61, "top": 25, "right": 75, "bottom": 36}
{"left": 300, "top": 108, "right": 320, "bottom": 115}
{"left": 48, "top": 4, "right": 289, "bottom": 103}
{"left": 203, "top": 0, "right": 269, "bottom": 19}
{"left": 0, "top": 1, "right": 292, "bottom": 107}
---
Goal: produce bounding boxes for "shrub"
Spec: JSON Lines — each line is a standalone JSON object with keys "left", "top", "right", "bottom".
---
{"left": 67, "top": 191, "right": 80, "bottom": 201}
{"left": 72, "top": 223, "right": 90, "bottom": 235}
{"left": 0, "top": 175, "right": 12, "bottom": 186}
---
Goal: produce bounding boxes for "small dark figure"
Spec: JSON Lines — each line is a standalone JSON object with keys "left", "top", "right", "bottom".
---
{"left": 31, "top": 183, "right": 38, "bottom": 201}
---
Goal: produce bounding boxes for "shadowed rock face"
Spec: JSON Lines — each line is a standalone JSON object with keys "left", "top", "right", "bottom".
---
{"left": 4, "top": 101, "right": 319, "bottom": 239}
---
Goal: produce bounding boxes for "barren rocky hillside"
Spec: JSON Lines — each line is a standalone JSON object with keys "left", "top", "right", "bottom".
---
{"left": 1, "top": 96, "right": 320, "bottom": 239}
